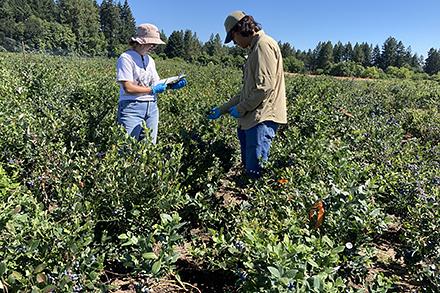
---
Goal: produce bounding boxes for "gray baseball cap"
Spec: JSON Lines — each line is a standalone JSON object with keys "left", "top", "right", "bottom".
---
{"left": 224, "top": 10, "right": 246, "bottom": 43}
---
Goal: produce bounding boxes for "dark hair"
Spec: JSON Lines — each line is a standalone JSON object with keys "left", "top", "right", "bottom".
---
{"left": 129, "top": 39, "right": 139, "bottom": 47}
{"left": 231, "top": 15, "right": 262, "bottom": 38}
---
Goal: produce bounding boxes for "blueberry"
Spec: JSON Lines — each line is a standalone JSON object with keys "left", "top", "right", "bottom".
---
{"left": 234, "top": 241, "right": 246, "bottom": 252}
{"left": 237, "top": 270, "right": 248, "bottom": 281}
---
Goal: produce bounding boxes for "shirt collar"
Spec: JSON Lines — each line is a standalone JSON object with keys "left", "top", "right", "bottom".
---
{"left": 250, "top": 30, "right": 265, "bottom": 50}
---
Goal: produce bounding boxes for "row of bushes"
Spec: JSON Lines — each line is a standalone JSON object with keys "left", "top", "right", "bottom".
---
{"left": 0, "top": 52, "right": 439, "bottom": 291}
{"left": 284, "top": 57, "right": 440, "bottom": 81}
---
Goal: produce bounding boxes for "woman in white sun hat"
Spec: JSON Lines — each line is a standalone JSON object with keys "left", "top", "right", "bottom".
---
{"left": 116, "top": 23, "right": 187, "bottom": 144}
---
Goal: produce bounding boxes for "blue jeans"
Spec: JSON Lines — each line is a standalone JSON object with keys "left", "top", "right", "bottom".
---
{"left": 237, "top": 121, "right": 279, "bottom": 178}
{"left": 117, "top": 100, "right": 159, "bottom": 144}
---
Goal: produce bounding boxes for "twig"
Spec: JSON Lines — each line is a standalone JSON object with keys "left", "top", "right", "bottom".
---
{"left": 149, "top": 278, "right": 202, "bottom": 293}
{"left": 171, "top": 272, "right": 202, "bottom": 293}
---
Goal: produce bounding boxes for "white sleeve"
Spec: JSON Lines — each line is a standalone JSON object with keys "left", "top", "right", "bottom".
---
{"left": 116, "top": 56, "right": 133, "bottom": 82}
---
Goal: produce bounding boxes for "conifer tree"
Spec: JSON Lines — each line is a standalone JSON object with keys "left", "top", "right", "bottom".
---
{"left": 352, "top": 43, "right": 365, "bottom": 65}
{"left": 278, "top": 41, "right": 295, "bottom": 58}
{"left": 316, "top": 41, "right": 333, "bottom": 69}
{"left": 27, "top": 0, "right": 57, "bottom": 21}
{"left": 343, "top": 42, "right": 353, "bottom": 61}
{"left": 58, "top": 0, "right": 106, "bottom": 56}
{"left": 164, "top": 30, "right": 184, "bottom": 58}
{"left": 361, "top": 43, "right": 373, "bottom": 67}
{"left": 395, "top": 41, "right": 408, "bottom": 67}
{"left": 119, "top": 0, "right": 135, "bottom": 44}
{"left": 424, "top": 48, "right": 440, "bottom": 75}
{"left": 333, "top": 41, "right": 345, "bottom": 63}
{"left": 380, "top": 37, "right": 398, "bottom": 69}
{"left": 183, "top": 30, "right": 202, "bottom": 61}
{"left": 204, "top": 33, "right": 224, "bottom": 57}
{"left": 99, "top": 0, "right": 121, "bottom": 56}
{"left": 408, "top": 53, "right": 422, "bottom": 71}
{"left": 372, "top": 45, "right": 381, "bottom": 67}
{"left": 154, "top": 30, "right": 167, "bottom": 55}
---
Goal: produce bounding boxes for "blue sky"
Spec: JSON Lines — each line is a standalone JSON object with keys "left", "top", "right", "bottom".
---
{"left": 113, "top": 0, "right": 440, "bottom": 57}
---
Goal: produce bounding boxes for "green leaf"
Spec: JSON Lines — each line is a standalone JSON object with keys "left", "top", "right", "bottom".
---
{"left": 170, "top": 251, "right": 180, "bottom": 263}
{"left": 308, "top": 259, "right": 320, "bottom": 268}
{"left": 313, "top": 276, "right": 322, "bottom": 289}
{"left": 131, "top": 236, "right": 139, "bottom": 245}
{"left": 321, "top": 235, "right": 333, "bottom": 247}
{"left": 34, "top": 263, "right": 46, "bottom": 274}
{"left": 42, "top": 285, "right": 57, "bottom": 293}
{"left": 243, "top": 228, "right": 256, "bottom": 242}
{"left": 160, "top": 213, "right": 172, "bottom": 223}
{"left": 142, "top": 252, "right": 158, "bottom": 260}
{"left": 118, "top": 233, "right": 128, "bottom": 240}
{"left": 370, "top": 208, "right": 381, "bottom": 217}
{"left": 121, "top": 240, "right": 133, "bottom": 247}
{"left": 89, "top": 272, "right": 97, "bottom": 280}
{"left": 0, "top": 262, "right": 6, "bottom": 275}
{"left": 332, "top": 245, "right": 345, "bottom": 254}
{"left": 9, "top": 271, "right": 23, "bottom": 284}
{"left": 267, "top": 266, "right": 281, "bottom": 279}
{"left": 335, "top": 277, "right": 344, "bottom": 287}
{"left": 151, "top": 260, "right": 162, "bottom": 275}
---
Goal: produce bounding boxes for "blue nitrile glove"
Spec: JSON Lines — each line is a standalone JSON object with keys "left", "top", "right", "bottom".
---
{"left": 152, "top": 83, "right": 167, "bottom": 94}
{"left": 229, "top": 106, "right": 240, "bottom": 118}
{"left": 207, "top": 107, "right": 221, "bottom": 120}
{"left": 170, "top": 78, "right": 187, "bottom": 90}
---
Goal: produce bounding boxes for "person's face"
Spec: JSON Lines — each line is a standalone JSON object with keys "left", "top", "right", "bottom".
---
{"left": 232, "top": 31, "right": 250, "bottom": 48}
{"left": 138, "top": 44, "right": 157, "bottom": 55}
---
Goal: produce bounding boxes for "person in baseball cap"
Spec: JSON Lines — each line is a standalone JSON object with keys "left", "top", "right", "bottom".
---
{"left": 208, "top": 11, "right": 287, "bottom": 179}
{"left": 224, "top": 10, "right": 247, "bottom": 44}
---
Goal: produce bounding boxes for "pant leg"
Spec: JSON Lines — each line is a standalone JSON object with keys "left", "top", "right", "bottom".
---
{"left": 117, "top": 100, "right": 148, "bottom": 141}
{"left": 237, "top": 127, "right": 247, "bottom": 168}
{"left": 255, "top": 121, "right": 278, "bottom": 165}
{"left": 244, "top": 121, "right": 279, "bottom": 178}
{"left": 243, "top": 126, "right": 259, "bottom": 177}
{"left": 144, "top": 101, "right": 159, "bottom": 144}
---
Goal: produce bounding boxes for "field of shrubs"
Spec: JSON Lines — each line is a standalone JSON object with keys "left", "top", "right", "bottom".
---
{"left": 0, "top": 52, "right": 439, "bottom": 292}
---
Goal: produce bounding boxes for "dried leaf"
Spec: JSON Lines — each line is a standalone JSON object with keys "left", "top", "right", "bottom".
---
{"left": 277, "top": 178, "right": 289, "bottom": 184}
{"left": 37, "top": 273, "right": 47, "bottom": 284}
{"left": 339, "top": 108, "right": 354, "bottom": 118}
{"left": 309, "top": 200, "right": 325, "bottom": 228}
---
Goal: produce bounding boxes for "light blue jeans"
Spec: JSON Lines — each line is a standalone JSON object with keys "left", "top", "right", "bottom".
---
{"left": 237, "top": 121, "right": 279, "bottom": 178}
{"left": 117, "top": 100, "right": 159, "bottom": 144}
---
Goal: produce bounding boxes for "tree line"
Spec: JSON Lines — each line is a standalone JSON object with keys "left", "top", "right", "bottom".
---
{"left": 1, "top": 0, "right": 439, "bottom": 76}
{"left": 280, "top": 38, "right": 440, "bottom": 77}
{"left": 0, "top": 0, "right": 135, "bottom": 56}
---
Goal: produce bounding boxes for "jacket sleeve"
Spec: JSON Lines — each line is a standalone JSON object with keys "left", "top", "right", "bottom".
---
{"left": 219, "top": 93, "right": 241, "bottom": 114}
{"left": 236, "top": 42, "right": 277, "bottom": 114}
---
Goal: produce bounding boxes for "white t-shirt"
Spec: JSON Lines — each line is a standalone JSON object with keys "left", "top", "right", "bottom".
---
{"left": 116, "top": 50, "right": 160, "bottom": 102}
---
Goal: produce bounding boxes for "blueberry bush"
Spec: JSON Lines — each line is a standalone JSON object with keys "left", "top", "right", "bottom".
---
{"left": 0, "top": 52, "right": 439, "bottom": 292}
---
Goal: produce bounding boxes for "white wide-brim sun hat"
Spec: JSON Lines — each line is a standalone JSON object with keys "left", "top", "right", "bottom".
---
{"left": 131, "top": 23, "right": 165, "bottom": 45}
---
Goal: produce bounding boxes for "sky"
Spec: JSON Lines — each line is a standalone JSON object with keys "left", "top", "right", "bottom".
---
{"left": 111, "top": 0, "right": 440, "bottom": 57}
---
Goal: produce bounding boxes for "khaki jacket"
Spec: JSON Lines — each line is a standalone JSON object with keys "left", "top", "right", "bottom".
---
{"left": 219, "top": 30, "right": 287, "bottom": 130}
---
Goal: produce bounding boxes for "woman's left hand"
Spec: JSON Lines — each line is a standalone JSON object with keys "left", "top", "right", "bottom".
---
{"left": 170, "top": 78, "right": 187, "bottom": 90}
